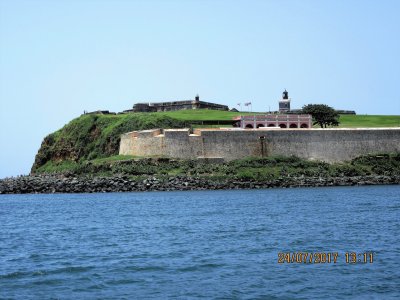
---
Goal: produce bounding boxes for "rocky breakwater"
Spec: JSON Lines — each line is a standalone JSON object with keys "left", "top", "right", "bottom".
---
{"left": 0, "top": 174, "right": 399, "bottom": 194}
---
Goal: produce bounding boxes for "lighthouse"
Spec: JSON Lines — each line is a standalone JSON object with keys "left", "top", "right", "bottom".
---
{"left": 279, "top": 89, "right": 291, "bottom": 113}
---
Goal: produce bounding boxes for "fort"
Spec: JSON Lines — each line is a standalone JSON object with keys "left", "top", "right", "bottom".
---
{"left": 119, "top": 127, "right": 400, "bottom": 163}
{"left": 124, "top": 95, "right": 229, "bottom": 113}
{"left": 84, "top": 90, "right": 356, "bottom": 116}
{"left": 116, "top": 90, "right": 390, "bottom": 162}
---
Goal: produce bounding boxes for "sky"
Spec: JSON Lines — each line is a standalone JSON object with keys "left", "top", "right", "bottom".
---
{"left": 0, "top": 0, "right": 399, "bottom": 178}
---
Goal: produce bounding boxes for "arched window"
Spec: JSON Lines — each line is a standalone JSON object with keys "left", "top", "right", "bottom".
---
{"left": 289, "top": 124, "right": 298, "bottom": 128}
{"left": 279, "top": 124, "right": 287, "bottom": 128}
{"left": 245, "top": 124, "right": 254, "bottom": 129}
{"left": 300, "top": 123, "right": 308, "bottom": 128}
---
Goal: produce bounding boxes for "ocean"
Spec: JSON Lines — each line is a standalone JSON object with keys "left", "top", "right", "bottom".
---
{"left": 1, "top": 186, "right": 399, "bottom": 299}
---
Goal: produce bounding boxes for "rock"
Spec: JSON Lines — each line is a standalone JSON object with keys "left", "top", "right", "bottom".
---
{"left": 0, "top": 174, "right": 399, "bottom": 194}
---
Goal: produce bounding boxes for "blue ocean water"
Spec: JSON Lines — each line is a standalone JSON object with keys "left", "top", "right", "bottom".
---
{"left": 0, "top": 186, "right": 399, "bottom": 299}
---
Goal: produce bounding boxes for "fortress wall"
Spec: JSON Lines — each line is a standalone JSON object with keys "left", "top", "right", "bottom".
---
{"left": 119, "top": 132, "right": 137, "bottom": 155}
{"left": 199, "top": 130, "right": 265, "bottom": 158}
{"left": 265, "top": 129, "right": 400, "bottom": 162}
{"left": 120, "top": 129, "right": 164, "bottom": 157}
{"left": 163, "top": 129, "right": 202, "bottom": 158}
{"left": 119, "top": 128, "right": 400, "bottom": 162}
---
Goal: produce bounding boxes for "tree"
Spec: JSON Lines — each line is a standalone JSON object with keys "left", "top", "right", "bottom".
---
{"left": 302, "top": 104, "right": 340, "bottom": 128}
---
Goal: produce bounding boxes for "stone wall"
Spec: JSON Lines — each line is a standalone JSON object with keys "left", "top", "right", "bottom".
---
{"left": 119, "top": 128, "right": 400, "bottom": 162}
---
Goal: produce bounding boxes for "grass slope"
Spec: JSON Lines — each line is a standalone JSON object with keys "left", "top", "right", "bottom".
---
{"left": 31, "top": 113, "right": 187, "bottom": 173}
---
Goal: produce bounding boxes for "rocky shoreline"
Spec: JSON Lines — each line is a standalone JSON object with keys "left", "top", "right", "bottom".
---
{"left": 0, "top": 174, "right": 399, "bottom": 194}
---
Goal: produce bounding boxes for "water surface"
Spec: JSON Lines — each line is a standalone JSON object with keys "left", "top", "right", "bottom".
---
{"left": 1, "top": 186, "right": 399, "bottom": 299}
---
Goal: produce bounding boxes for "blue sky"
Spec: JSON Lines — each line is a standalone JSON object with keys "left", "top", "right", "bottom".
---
{"left": 0, "top": 0, "right": 399, "bottom": 177}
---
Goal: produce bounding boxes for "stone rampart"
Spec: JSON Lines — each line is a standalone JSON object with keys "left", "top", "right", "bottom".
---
{"left": 119, "top": 128, "right": 400, "bottom": 162}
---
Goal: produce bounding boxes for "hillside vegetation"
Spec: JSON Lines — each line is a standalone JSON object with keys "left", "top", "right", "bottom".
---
{"left": 34, "top": 153, "right": 400, "bottom": 180}
{"left": 32, "top": 110, "right": 399, "bottom": 173}
{"left": 31, "top": 113, "right": 186, "bottom": 173}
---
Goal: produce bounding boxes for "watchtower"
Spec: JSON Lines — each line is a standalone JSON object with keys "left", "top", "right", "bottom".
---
{"left": 279, "top": 89, "right": 291, "bottom": 113}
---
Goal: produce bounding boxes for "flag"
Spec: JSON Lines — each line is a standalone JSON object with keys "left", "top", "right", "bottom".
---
{"left": 245, "top": 102, "right": 252, "bottom": 106}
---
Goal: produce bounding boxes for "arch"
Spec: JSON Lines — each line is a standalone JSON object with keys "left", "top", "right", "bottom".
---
{"left": 245, "top": 124, "right": 254, "bottom": 129}
{"left": 267, "top": 124, "right": 276, "bottom": 127}
{"left": 300, "top": 123, "right": 309, "bottom": 128}
{"left": 289, "top": 124, "right": 298, "bottom": 128}
{"left": 256, "top": 124, "right": 265, "bottom": 128}
{"left": 279, "top": 124, "right": 287, "bottom": 128}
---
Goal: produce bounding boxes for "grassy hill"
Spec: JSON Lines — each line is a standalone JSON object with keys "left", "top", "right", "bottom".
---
{"left": 32, "top": 110, "right": 399, "bottom": 173}
{"left": 31, "top": 113, "right": 187, "bottom": 173}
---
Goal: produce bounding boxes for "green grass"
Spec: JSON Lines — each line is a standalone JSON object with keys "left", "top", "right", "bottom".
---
{"left": 90, "top": 155, "right": 138, "bottom": 164}
{"left": 157, "top": 109, "right": 400, "bottom": 127}
{"left": 338, "top": 115, "right": 400, "bottom": 128}
{"left": 160, "top": 109, "right": 263, "bottom": 121}
{"left": 31, "top": 113, "right": 187, "bottom": 172}
{"left": 37, "top": 160, "right": 79, "bottom": 173}
{"left": 82, "top": 111, "right": 400, "bottom": 127}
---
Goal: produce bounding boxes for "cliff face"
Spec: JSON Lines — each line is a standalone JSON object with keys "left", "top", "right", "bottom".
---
{"left": 31, "top": 113, "right": 186, "bottom": 173}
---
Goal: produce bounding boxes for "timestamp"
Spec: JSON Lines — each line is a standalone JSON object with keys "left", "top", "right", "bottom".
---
{"left": 345, "top": 252, "right": 374, "bottom": 264}
{"left": 277, "top": 251, "right": 375, "bottom": 264}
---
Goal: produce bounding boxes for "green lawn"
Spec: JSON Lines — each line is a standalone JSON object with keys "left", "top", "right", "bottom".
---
{"left": 160, "top": 109, "right": 262, "bottom": 121}
{"left": 338, "top": 115, "right": 400, "bottom": 128}
{"left": 159, "top": 109, "right": 400, "bottom": 128}
{"left": 159, "top": 110, "right": 400, "bottom": 127}
{"left": 82, "top": 110, "right": 399, "bottom": 128}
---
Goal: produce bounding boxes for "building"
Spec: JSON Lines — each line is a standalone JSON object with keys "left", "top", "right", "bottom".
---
{"left": 233, "top": 114, "right": 312, "bottom": 129}
{"left": 279, "top": 89, "right": 291, "bottom": 113}
{"left": 127, "top": 95, "right": 229, "bottom": 113}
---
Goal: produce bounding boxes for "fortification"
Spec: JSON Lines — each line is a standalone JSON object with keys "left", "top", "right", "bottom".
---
{"left": 125, "top": 95, "right": 229, "bottom": 113}
{"left": 119, "top": 128, "right": 400, "bottom": 163}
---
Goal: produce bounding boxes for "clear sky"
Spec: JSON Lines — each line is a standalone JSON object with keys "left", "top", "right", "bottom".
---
{"left": 0, "top": 0, "right": 399, "bottom": 178}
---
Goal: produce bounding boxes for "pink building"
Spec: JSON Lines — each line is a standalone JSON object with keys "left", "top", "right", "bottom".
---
{"left": 234, "top": 114, "right": 312, "bottom": 129}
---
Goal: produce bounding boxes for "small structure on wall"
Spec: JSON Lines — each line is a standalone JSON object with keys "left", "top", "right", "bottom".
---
{"left": 233, "top": 114, "right": 312, "bottom": 129}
